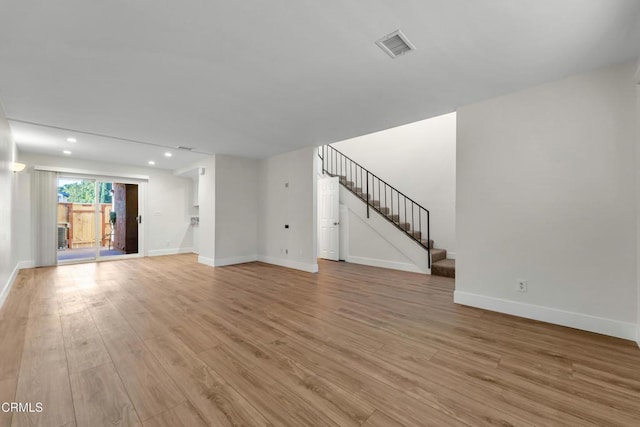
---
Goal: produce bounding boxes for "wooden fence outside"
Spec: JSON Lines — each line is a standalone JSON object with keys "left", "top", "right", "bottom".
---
{"left": 57, "top": 203, "right": 113, "bottom": 249}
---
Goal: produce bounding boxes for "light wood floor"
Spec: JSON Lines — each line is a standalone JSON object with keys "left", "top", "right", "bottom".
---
{"left": 1, "top": 255, "right": 640, "bottom": 426}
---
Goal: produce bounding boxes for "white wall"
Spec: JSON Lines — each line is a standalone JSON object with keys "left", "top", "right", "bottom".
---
{"left": 214, "top": 155, "right": 258, "bottom": 266}
{"left": 174, "top": 157, "right": 215, "bottom": 261}
{"left": 17, "top": 152, "right": 195, "bottom": 260}
{"left": 0, "top": 103, "right": 19, "bottom": 308}
{"left": 258, "top": 146, "right": 318, "bottom": 272}
{"left": 332, "top": 112, "right": 456, "bottom": 254}
{"left": 636, "top": 60, "right": 640, "bottom": 346}
{"left": 456, "top": 61, "right": 638, "bottom": 340}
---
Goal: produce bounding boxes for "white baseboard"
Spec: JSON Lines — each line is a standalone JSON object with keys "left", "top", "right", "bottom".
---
{"left": 18, "top": 260, "right": 35, "bottom": 269}
{"left": 0, "top": 261, "right": 35, "bottom": 310}
{"left": 0, "top": 263, "right": 21, "bottom": 310}
{"left": 213, "top": 255, "right": 258, "bottom": 267}
{"left": 257, "top": 255, "right": 318, "bottom": 273}
{"left": 454, "top": 290, "right": 637, "bottom": 341}
{"left": 346, "top": 255, "right": 427, "bottom": 274}
{"left": 636, "top": 327, "right": 640, "bottom": 349}
{"left": 148, "top": 247, "right": 194, "bottom": 257}
{"left": 198, "top": 255, "right": 215, "bottom": 267}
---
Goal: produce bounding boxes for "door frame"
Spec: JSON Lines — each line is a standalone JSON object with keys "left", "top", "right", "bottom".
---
{"left": 53, "top": 170, "right": 147, "bottom": 265}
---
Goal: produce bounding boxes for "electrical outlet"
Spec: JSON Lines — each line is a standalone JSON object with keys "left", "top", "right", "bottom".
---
{"left": 517, "top": 279, "right": 527, "bottom": 293}
{"left": 166, "top": 240, "right": 171, "bottom": 247}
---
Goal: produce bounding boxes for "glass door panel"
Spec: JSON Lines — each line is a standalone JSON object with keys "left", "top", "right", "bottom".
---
{"left": 57, "top": 177, "right": 98, "bottom": 263}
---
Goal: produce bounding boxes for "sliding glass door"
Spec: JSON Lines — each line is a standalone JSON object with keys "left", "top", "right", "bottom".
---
{"left": 57, "top": 177, "right": 140, "bottom": 263}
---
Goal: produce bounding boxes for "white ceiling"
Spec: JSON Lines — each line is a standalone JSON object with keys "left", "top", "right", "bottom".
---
{"left": 1, "top": 1, "right": 639, "bottom": 170}
{"left": 9, "top": 120, "right": 208, "bottom": 169}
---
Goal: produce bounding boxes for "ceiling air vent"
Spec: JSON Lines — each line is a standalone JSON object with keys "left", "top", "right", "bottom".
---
{"left": 376, "top": 30, "right": 415, "bottom": 59}
{"left": 176, "top": 146, "right": 194, "bottom": 151}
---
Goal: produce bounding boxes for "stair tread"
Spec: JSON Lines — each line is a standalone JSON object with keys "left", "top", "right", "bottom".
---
{"left": 420, "top": 239, "right": 435, "bottom": 248}
{"left": 431, "top": 258, "right": 455, "bottom": 278}
{"left": 430, "top": 248, "right": 446, "bottom": 263}
{"left": 432, "top": 259, "right": 455, "bottom": 268}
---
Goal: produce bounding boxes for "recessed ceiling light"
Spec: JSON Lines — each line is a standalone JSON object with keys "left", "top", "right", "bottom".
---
{"left": 67, "top": 137, "right": 77, "bottom": 143}
{"left": 164, "top": 152, "right": 172, "bottom": 157}
{"left": 148, "top": 160, "right": 155, "bottom": 165}
{"left": 63, "top": 150, "right": 72, "bottom": 155}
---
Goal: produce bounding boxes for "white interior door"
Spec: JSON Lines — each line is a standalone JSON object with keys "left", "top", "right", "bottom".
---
{"left": 318, "top": 176, "right": 339, "bottom": 261}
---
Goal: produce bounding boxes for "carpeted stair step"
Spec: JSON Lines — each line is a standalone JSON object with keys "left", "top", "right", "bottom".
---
{"left": 387, "top": 214, "right": 400, "bottom": 222}
{"left": 397, "top": 222, "right": 411, "bottom": 231}
{"left": 421, "top": 239, "right": 434, "bottom": 248}
{"left": 408, "top": 230, "right": 422, "bottom": 240}
{"left": 431, "top": 259, "right": 455, "bottom": 278}
{"left": 430, "top": 248, "right": 447, "bottom": 263}
{"left": 377, "top": 206, "right": 390, "bottom": 214}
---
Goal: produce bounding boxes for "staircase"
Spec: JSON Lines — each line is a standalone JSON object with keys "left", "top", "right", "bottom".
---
{"left": 319, "top": 144, "right": 455, "bottom": 278}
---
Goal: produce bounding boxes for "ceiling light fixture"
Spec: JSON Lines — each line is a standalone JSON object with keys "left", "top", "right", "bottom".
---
{"left": 164, "top": 152, "right": 172, "bottom": 157}
{"left": 63, "top": 150, "right": 72, "bottom": 155}
{"left": 10, "top": 162, "right": 26, "bottom": 172}
{"left": 148, "top": 160, "right": 155, "bottom": 165}
{"left": 67, "top": 137, "right": 77, "bottom": 143}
